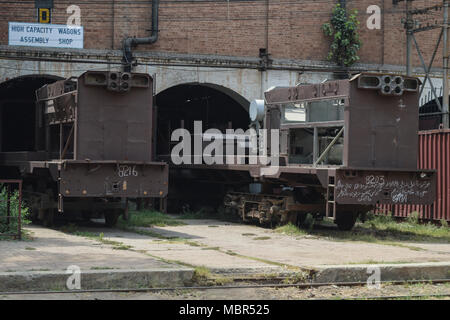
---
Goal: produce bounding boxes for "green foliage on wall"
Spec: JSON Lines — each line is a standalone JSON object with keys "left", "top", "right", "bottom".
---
{"left": 322, "top": 3, "right": 361, "bottom": 67}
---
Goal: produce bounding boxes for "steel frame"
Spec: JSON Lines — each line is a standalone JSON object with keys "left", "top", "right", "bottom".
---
{"left": 402, "top": 0, "right": 450, "bottom": 123}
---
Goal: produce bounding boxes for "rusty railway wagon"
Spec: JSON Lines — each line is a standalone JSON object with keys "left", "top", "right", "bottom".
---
{"left": 171, "top": 73, "right": 437, "bottom": 230}
{"left": 0, "top": 70, "right": 168, "bottom": 226}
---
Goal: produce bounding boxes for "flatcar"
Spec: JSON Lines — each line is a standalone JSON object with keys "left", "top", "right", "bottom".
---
{"left": 0, "top": 70, "right": 168, "bottom": 226}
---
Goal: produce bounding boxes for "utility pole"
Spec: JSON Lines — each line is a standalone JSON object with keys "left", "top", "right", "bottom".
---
{"left": 443, "top": 0, "right": 449, "bottom": 128}
{"left": 405, "top": 0, "right": 414, "bottom": 76}
{"left": 396, "top": 0, "right": 448, "bottom": 126}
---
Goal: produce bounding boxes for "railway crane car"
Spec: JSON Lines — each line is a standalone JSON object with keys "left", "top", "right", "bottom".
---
{"left": 173, "top": 73, "right": 437, "bottom": 230}
{"left": 0, "top": 70, "right": 168, "bottom": 226}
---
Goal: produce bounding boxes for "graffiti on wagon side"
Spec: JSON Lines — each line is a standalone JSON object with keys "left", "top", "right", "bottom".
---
{"left": 335, "top": 175, "right": 431, "bottom": 204}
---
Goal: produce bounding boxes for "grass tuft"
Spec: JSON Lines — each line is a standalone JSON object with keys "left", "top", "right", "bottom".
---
{"left": 275, "top": 223, "right": 307, "bottom": 237}
{"left": 118, "top": 210, "right": 185, "bottom": 228}
{"left": 63, "top": 228, "right": 133, "bottom": 251}
{"left": 276, "top": 214, "right": 450, "bottom": 245}
{"left": 253, "top": 236, "right": 271, "bottom": 241}
{"left": 191, "top": 266, "right": 233, "bottom": 286}
{"left": 177, "top": 206, "right": 239, "bottom": 223}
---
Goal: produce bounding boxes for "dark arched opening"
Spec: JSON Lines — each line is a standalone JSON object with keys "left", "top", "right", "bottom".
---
{"left": 155, "top": 83, "right": 250, "bottom": 160}
{"left": 155, "top": 83, "right": 251, "bottom": 213}
{"left": 0, "top": 75, "right": 63, "bottom": 152}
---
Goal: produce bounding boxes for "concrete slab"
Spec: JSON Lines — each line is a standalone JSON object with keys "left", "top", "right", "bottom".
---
{"left": 0, "top": 225, "right": 194, "bottom": 292}
{"left": 81, "top": 218, "right": 450, "bottom": 283}
{"left": 81, "top": 226, "right": 285, "bottom": 274}
{"left": 113, "top": 219, "right": 450, "bottom": 268}
{"left": 0, "top": 225, "right": 182, "bottom": 272}
{"left": 313, "top": 262, "right": 450, "bottom": 283}
{"left": 0, "top": 269, "right": 194, "bottom": 292}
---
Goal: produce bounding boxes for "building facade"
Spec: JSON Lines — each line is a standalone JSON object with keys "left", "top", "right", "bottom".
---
{"left": 0, "top": 0, "right": 446, "bottom": 130}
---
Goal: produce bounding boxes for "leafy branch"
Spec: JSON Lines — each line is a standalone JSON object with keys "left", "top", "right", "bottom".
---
{"left": 322, "top": 4, "right": 361, "bottom": 67}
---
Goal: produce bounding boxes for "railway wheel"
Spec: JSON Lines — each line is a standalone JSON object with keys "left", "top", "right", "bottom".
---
{"left": 296, "top": 212, "right": 315, "bottom": 230}
{"left": 28, "top": 199, "right": 40, "bottom": 224}
{"left": 81, "top": 210, "right": 92, "bottom": 222}
{"left": 24, "top": 184, "right": 41, "bottom": 224}
{"left": 42, "top": 188, "right": 56, "bottom": 227}
{"left": 42, "top": 210, "right": 55, "bottom": 227}
{"left": 104, "top": 210, "right": 121, "bottom": 228}
{"left": 29, "top": 206, "right": 39, "bottom": 224}
{"left": 296, "top": 213, "right": 306, "bottom": 227}
{"left": 335, "top": 212, "right": 358, "bottom": 231}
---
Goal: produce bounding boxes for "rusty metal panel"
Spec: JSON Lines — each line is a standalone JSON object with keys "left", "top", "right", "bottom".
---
{"left": 347, "top": 80, "right": 419, "bottom": 170}
{"left": 264, "top": 80, "right": 350, "bottom": 105}
{"left": 75, "top": 71, "right": 153, "bottom": 162}
{"left": 36, "top": 79, "right": 77, "bottom": 101}
{"left": 377, "top": 129, "right": 450, "bottom": 221}
{"left": 59, "top": 162, "right": 168, "bottom": 198}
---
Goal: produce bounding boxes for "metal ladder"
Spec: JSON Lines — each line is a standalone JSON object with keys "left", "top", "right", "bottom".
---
{"left": 326, "top": 171, "right": 336, "bottom": 219}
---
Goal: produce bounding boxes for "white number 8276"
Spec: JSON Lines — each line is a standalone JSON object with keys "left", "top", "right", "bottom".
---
{"left": 118, "top": 165, "right": 138, "bottom": 177}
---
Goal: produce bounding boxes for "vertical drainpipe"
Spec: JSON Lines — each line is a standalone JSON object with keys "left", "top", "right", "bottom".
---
{"left": 122, "top": 0, "right": 159, "bottom": 72}
{"left": 443, "top": 0, "right": 449, "bottom": 128}
{"left": 111, "top": 0, "right": 115, "bottom": 50}
{"left": 265, "top": 0, "right": 269, "bottom": 51}
{"left": 406, "top": 0, "right": 412, "bottom": 76}
{"left": 261, "top": 0, "right": 270, "bottom": 97}
{"left": 258, "top": 0, "right": 272, "bottom": 97}
{"left": 381, "top": 0, "right": 385, "bottom": 66}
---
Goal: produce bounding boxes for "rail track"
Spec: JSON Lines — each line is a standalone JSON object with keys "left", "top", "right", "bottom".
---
{"left": 1, "top": 278, "right": 449, "bottom": 299}
{"left": 342, "top": 293, "right": 450, "bottom": 300}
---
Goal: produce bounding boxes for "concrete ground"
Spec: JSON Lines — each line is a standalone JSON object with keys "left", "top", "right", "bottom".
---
{"left": 0, "top": 219, "right": 449, "bottom": 292}
{"left": 109, "top": 219, "right": 450, "bottom": 269}
{"left": 0, "top": 225, "right": 180, "bottom": 273}
{"left": 3, "top": 220, "right": 450, "bottom": 273}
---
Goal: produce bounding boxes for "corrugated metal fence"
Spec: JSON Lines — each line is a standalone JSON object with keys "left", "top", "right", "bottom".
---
{"left": 377, "top": 129, "right": 450, "bottom": 222}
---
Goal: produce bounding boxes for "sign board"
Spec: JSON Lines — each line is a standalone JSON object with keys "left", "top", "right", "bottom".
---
{"left": 38, "top": 8, "right": 51, "bottom": 24}
{"left": 35, "top": 0, "right": 53, "bottom": 8}
{"left": 8, "top": 22, "right": 83, "bottom": 49}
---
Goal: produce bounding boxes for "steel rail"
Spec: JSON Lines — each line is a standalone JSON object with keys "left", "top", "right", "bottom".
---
{"left": 330, "top": 293, "right": 450, "bottom": 301}
{"left": 0, "top": 279, "right": 449, "bottom": 296}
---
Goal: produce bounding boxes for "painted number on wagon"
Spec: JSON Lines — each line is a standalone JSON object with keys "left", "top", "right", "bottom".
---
{"left": 118, "top": 165, "right": 138, "bottom": 177}
{"left": 366, "top": 175, "right": 385, "bottom": 186}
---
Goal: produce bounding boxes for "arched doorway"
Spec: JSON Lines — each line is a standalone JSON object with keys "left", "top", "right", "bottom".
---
{"left": 0, "top": 75, "right": 63, "bottom": 152}
{"left": 155, "top": 83, "right": 250, "bottom": 160}
{"left": 155, "top": 83, "right": 251, "bottom": 213}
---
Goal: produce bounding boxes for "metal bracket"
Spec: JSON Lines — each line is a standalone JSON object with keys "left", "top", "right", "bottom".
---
{"left": 412, "top": 33, "right": 443, "bottom": 111}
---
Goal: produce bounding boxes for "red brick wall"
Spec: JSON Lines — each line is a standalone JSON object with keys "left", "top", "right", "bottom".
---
{"left": 0, "top": 0, "right": 445, "bottom": 68}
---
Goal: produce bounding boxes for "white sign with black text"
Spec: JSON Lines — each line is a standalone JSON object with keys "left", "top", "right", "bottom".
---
{"left": 8, "top": 22, "right": 83, "bottom": 49}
